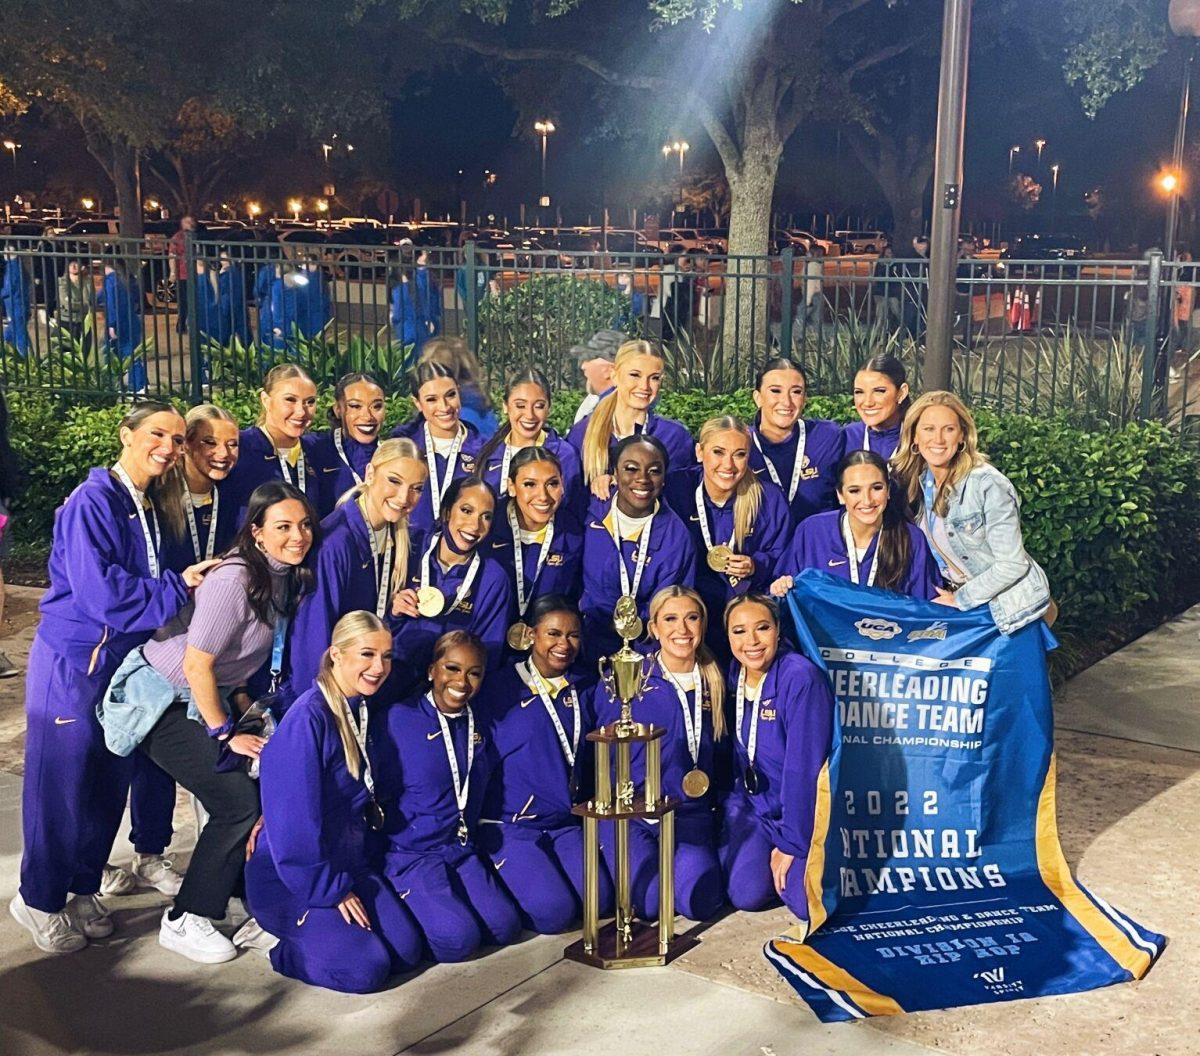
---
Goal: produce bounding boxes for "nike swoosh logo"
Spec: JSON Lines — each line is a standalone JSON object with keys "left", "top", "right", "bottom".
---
{"left": 296, "top": 910, "right": 309, "bottom": 926}
{"left": 128, "top": 512, "right": 140, "bottom": 520}
{"left": 828, "top": 559, "right": 847, "bottom": 567}
{"left": 323, "top": 467, "right": 338, "bottom": 473}
{"left": 361, "top": 562, "right": 371, "bottom": 569}
{"left": 520, "top": 697, "right": 536, "bottom": 708}
{"left": 54, "top": 717, "right": 77, "bottom": 725}
{"left": 494, "top": 858, "right": 506, "bottom": 870}
{"left": 427, "top": 731, "right": 441, "bottom": 740}
{"left": 688, "top": 515, "right": 701, "bottom": 522}
{"left": 398, "top": 889, "right": 411, "bottom": 899}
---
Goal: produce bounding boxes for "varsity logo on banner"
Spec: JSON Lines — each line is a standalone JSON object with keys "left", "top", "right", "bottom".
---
{"left": 765, "top": 570, "right": 1165, "bottom": 1022}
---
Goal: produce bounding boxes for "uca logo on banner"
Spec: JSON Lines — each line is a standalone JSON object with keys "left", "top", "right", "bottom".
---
{"left": 855, "top": 617, "right": 901, "bottom": 641}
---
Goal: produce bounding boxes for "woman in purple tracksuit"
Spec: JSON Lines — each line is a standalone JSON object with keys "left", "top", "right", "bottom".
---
{"left": 593, "top": 586, "right": 726, "bottom": 923}
{"left": 579, "top": 434, "right": 696, "bottom": 663}
{"left": 479, "top": 368, "right": 585, "bottom": 523}
{"left": 842, "top": 352, "right": 911, "bottom": 462}
{"left": 664, "top": 415, "right": 790, "bottom": 662}
{"left": 247, "top": 611, "right": 424, "bottom": 992}
{"left": 719, "top": 594, "right": 833, "bottom": 919}
{"left": 390, "top": 476, "right": 512, "bottom": 691}
{"left": 308, "top": 373, "right": 388, "bottom": 517}
{"left": 374, "top": 631, "right": 521, "bottom": 962}
{"left": 389, "top": 360, "right": 484, "bottom": 537}
{"left": 748, "top": 357, "right": 845, "bottom": 526}
{"left": 474, "top": 595, "right": 612, "bottom": 933}
{"left": 13, "top": 403, "right": 216, "bottom": 955}
{"left": 770, "top": 450, "right": 940, "bottom": 601}
{"left": 287, "top": 438, "right": 427, "bottom": 701}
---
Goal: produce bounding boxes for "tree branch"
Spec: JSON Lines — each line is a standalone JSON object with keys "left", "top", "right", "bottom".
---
{"left": 444, "top": 34, "right": 666, "bottom": 92}
{"left": 825, "top": 0, "right": 874, "bottom": 25}
{"left": 843, "top": 33, "right": 924, "bottom": 80}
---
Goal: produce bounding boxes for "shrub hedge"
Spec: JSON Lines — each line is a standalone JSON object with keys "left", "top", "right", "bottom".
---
{"left": 6, "top": 389, "right": 1198, "bottom": 639}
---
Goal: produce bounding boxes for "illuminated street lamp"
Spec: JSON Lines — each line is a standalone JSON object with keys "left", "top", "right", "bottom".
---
{"left": 1035, "top": 138, "right": 1046, "bottom": 162}
{"left": 1008, "top": 144, "right": 1020, "bottom": 174}
{"left": 1050, "top": 163, "right": 1061, "bottom": 226}
{"left": 81, "top": 196, "right": 95, "bottom": 212}
{"left": 1159, "top": 170, "right": 1181, "bottom": 195}
{"left": 321, "top": 143, "right": 332, "bottom": 164}
{"left": 2, "top": 139, "right": 19, "bottom": 170}
{"left": 288, "top": 197, "right": 303, "bottom": 222}
{"left": 534, "top": 119, "right": 556, "bottom": 207}
{"left": 662, "top": 140, "right": 690, "bottom": 211}
{"left": 247, "top": 201, "right": 262, "bottom": 220}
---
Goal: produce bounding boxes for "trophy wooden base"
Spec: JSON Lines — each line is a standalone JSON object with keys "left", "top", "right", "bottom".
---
{"left": 564, "top": 920, "right": 699, "bottom": 970}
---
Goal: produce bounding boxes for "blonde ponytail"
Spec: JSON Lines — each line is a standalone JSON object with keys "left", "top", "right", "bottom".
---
{"left": 314, "top": 611, "right": 389, "bottom": 780}
{"left": 581, "top": 339, "right": 663, "bottom": 484}
{"left": 697, "top": 415, "right": 761, "bottom": 550}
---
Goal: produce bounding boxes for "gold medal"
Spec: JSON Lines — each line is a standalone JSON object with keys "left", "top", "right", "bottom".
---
{"left": 706, "top": 544, "right": 734, "bottom": 573}
{"left": 682, "top": 768, "right": 710, "bottom": 799}
{"left": 506, "top": 621, "right": 534, "bottom": 651}
{"left": 614, "top": 594, "right": 638, "bottom": 623}
{"left": 416, "top": 586, "right": 445, "bottom": 618}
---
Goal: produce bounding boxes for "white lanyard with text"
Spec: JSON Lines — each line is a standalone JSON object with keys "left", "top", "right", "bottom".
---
{"left": 183, "top": 488, "right": 218, "bottom": 563}
{"left": 508, "top": 504, "right": 554, "bottom": 618}
{"left": 333, "top": 428, "right": 364, "bottom": 486}
{"left": 343, "top": 698, "right": 376, "bottom": 799}
{"left": 261, "top": 427, "right": 306, "bottom": 492}
{"left": 517, "top": 660, "right": 580, "bottom": 768}
{"left": 660, "top": 658, "right": 703, "bottom": 768}
{"left": 753, "top": 420, "right": 807, "bottom": 502}
{"left": 363, "top": 505, "right": 394, "bottom": 619}
{"left": 431, "top": 696, "right": 475, "bottom": 842}
{"left": 735, "top": 668, "right": 761, "bottom": 767}
{"left": 842, "top": 512, "right": 878, "bottom": 587}
{"left": 694, "top": 482, "right": 734, "bottom": 554}
{"left": 424, "top": 422, "right": 465, "bottom": 514}
{"left": 420, "top": 534, "right": 480, "bottom": 613}
{"left": 610, "top": 503, "right": 654, "bottom": 601}
{"left": 112, "top": 463, "right": 161, "bottom": 578}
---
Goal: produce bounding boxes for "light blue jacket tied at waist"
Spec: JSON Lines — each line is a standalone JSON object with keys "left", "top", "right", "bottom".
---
{"left": 927, "top": 463, "right": 1051, "bottom": 635}
{"left": 97, "top": 645, "right": 234, "bottom": 756}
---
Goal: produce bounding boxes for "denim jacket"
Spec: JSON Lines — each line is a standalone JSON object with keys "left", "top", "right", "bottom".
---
{"left": 925, "top": 463, "right": 1050, "bottom": 635}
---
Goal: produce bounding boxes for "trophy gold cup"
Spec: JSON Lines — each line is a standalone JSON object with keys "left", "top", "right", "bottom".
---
{"left": 565, "top": 597, "right": 698, "bottom": 969}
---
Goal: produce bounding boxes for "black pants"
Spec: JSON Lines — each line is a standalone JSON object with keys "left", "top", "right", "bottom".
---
{"left": 138, "top": 703, "right": 259, "bottom": 919}
{"left": 175, "top": 278, "right": 189, "bottom": 333}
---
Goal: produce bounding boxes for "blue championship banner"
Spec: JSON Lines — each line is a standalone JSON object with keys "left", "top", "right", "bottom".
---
{"left": 765, "top": 571, "right": 1166, "bottom": 1022}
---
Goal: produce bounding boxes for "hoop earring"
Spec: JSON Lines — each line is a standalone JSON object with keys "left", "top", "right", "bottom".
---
{"left": 255, "top": 538, "right": 267, "bottom": 553}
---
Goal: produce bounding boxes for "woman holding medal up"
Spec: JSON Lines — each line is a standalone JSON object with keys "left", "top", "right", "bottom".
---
{"left": 568, "top": 339, "right": 695, "bottom": 501}
{"left": 489, "top": 448, "right": 583, "bottom": 655}
{"left": 842, "top": 353, "right": 911, "bottom": 462}
{"left": 309, "top": 373, "right": 388, "bottom": 518}
{"left": 479, "top": 368, "right": 585, "bottom": 521}
{"left": 748, "top": 357, "right": 844, "bottom": 526}
{"left": 579, "top": 434, "right": 696, "bottom": 663}
{"left": 475, "top": 595, "right": 612, "bottom": 934}
{"left": 288, "top": 438, "right": 428, "bottom": 700}
{"left": 226, "top": 364, "right": 321, "bottom": 524}
{"left": 390, "top": 360, "right": 484, "bottom": 536}
{"left": 594, "top": 586, "right": 725, "bottom": 923}
{"left": 719, "top": 595, "right": 833, "bottom": 917}
{"left": 665, "top": 416, "right": 790, "bottom": 662}
{"left": 375, "top": 631, "right": 521, "bottom": 963}
{"left": 770, "top": 450, "right": 940, "bottom": 600}
{"left": 391, "top": 476, "right": 512, "bottom": 687}
{"left": 247, "top": 611, "right": 424, "bottom": 993}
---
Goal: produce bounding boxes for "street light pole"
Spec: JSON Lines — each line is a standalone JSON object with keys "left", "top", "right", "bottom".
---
{"left": 1008, "top": 144, "right": 1020, "bottom": 175}
{"left": 925, "top": 0, "right": 973, "bottom": 393}
{"left": 534, "top": 119, "right": 556, "bottom": 207}
{"left": 1165, "top": 41, "right": 1197, "bottom": 262}
{"left": 1050, "top": 163, "right": 1060, "bottom": 228}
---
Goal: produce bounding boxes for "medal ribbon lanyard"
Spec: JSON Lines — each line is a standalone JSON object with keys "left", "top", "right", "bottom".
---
{"left": 507, "top": 504, "right": 554, "bottom": 619}
{"left": 431, "top": 696, "right": 475, "bottom": 832}
{"left": 343, "top": 697, "right": 376, "bottom": 799}
{"left": 362, "top": 503, "right": 395, "bottom": 618}
{"left": 333, "top": 428, "right": 364, "bottom": 486}
{"left": 261, "top": 427, "right": 306, "bottom": 492}
{"left": 735, "top": 668, "right": 761, "bottom": 768}
{"left": 420, "top": 533, "right": 480, "bottom": 613}
{"left": 841, "top": 511, "right": 878, "bottom": 587}
{"left": 267, "top": 612, "right": 289, "bottom": 692}
{"left": 183, "top": 487, "right": 219, "bottom": 563}
{"left": 518, "top": 661, "right": 579, "bottom": 768}
{"left": 693, "top": 482, "right": 735, "bottom": 556}
{"left": 424, "top": 422, "right": 465, "bottom": 514}
{"left": 660, "top": 657, "right": 703, "bottom": 768}
{"left": 609, "top": 502, "right": 654, "bottom": 601}
{"left": 752, "top": 420, "right": 807, "bottom": 502}
{"left": 113, "top": 463, "right": 162, "bottom": 578}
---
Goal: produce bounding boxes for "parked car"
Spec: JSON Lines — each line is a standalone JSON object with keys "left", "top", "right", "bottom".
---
{"left": 834, "top": 229, "right": 888, "bottom": 254}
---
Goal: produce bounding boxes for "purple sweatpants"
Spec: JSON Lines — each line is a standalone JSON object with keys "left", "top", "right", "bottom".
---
{"left": 20, "top": 637, "right": 131, "bottom": 913}
{"left": 129, "top": 754, "right": 175, "bottom": 856}
{"left": 600, "top": 811, "right": 725, "bottom": 923}
{"left": 718, "top": 791, "right": 808, "bottom": 918}
{"left": 478, "top": 821, "right": 615, "bottom": 934}
{"left": 385, "top": 845, "right": 521, "bottom": 962}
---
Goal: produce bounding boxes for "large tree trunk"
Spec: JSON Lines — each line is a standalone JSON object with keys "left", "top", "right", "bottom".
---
{"left": 112, "top": 141, "right": 144, "bottom": 240}
{"left": 876, "top": 160, "right": 932, "bottom": 253}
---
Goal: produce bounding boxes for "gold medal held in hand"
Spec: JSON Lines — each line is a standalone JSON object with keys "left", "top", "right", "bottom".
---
{"left": 506, "top": 621, "right": 534, "bottom": 651}
{"left": 416, "top": 586, "right": 445, "bottom": 618}
{"left": 682, "top": 768, "right": 710, "bottom": 798}
{"left": 706, "top": 544, "right": 734, "bottom": 573}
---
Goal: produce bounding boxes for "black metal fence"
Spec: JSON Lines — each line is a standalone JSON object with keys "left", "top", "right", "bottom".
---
{"left": 0, "top": 233, "right": 1191, "bottom": 429}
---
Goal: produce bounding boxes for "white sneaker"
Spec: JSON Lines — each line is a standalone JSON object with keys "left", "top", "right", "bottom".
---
{"left": 158, "top": 909, "right": 237, "bottom": 964}
{"left": 9, "top": 893, "right": 88, "bottom": 954}
{"left": 100, "top": 863, "right": 138, "bottom": 896}
{"left": 232, "top": 917, "right": 278, "bottom": 956}
{"left": 68, "top": 893, "right": 114, "bottom": 939}
{"left": 132, "top": 853, "right": 184, "bottom": 896}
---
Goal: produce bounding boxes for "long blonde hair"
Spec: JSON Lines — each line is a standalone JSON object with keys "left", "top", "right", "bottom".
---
{"left": 161, "top": 403, "right": 238, "bottom": 543}
{"left": 256, "top": 363, "right": 315, "bottom": 426}
{"left": 892, "top": 390, "right": 987, "bottom": 517}
{"left": 315, "top": 611, "right": 389, "bottom": 780}
{"left": 647, "top": 585, "right": 726, "bottom": 739}
{"left": 696, "top": 415, "right": 762, "bottom": 550}
{"left": 119, "top": 400, "right": 186, "bottom": 540}
{"left": 338, "top": 437, "right": 425, "bottom": 596}
{"left": 581, "top": 339, "right": 662, "bottom": 484}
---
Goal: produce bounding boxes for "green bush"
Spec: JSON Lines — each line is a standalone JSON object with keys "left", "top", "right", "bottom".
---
{"left": 5, "top": 388, "right": 1198, "bottom": 640}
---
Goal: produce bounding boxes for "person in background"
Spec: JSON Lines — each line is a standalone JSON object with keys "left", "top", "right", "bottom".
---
{"left": 0, "top": 390, "right": 21, "bottom": 678}
{"left": 191, "top": 258, "right": 220, "bottom": 347}
{"left": 842, "top": 352, "right": 910, "bottom": 462}
{"left": 254, "top": 257, "right": 282, "bottom": 348}
{"left": 661, "top": 253, "right": 695, "bottom": 344}
{"left": 1, "top": 249, "right": 33, "bottom": 356}
{"left": 418, "top": 336, "right": 498, "bottom": 437}
{"left": 892, "top": 390, "right": 1054, "bottom": 634}
{"left": 169, "top": 215, "right": 196, "bottom": 335}
{"left": 901, "top": 235, "right": 930, "bottom": 339}
{"left": 216, "top": 251, "right": 250, "bottom": 347}
{"left": 871, "top": 241, "right": 902, "bottom": 331}
{"left": 56, "top": 259, "right": 96, "bottom": 350}
{"left": 793, "top": 244, "right": 825, "bottom": 347}
{"left": 98, "top": 260, "right": 146, "bottom": 393}
{"left": 613, "top": 271, "right": 647, "bottom": 331}
{"left": 572, "top": 340, "right": 617, "bottom": 426}
{"left": 309, "top": 372, "right": 389, "bottom": 518}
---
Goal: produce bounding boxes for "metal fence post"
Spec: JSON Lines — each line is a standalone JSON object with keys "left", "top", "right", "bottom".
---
{"left": 463, "top": 240, "right": 480, "bottom": 360}
{"left": 1140, "top": 249, "right": 1163, "bottom": 420}
{"left": 184, "top": 230, "right": 203, "bottom": 404}
{"left": 780, "top": 247, "right": 794, "bottom": 356}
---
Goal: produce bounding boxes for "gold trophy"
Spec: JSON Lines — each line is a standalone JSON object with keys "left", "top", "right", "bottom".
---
{"left": 565, "top": 597, "right": 698, "bottom": 969}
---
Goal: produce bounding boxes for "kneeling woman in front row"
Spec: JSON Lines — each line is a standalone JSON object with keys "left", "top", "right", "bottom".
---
{"left": 719, "top": 595, "right": 833, "bottom": 918}
{"left": 475, "top": 595, "right": 613, "bottom": 934}
{"left": 594, "top": 586, "right": 725, "bottom": 923}
{"left": 248, "top": 612, "right": 423, "bottom": 993}
{"left": 373, "top": 631, "right": 521, "bottom": 962}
